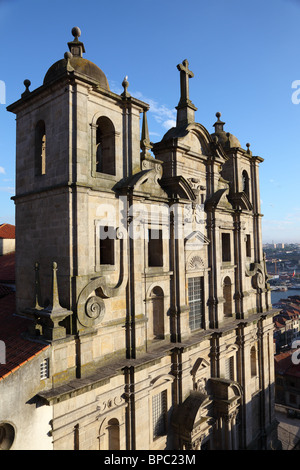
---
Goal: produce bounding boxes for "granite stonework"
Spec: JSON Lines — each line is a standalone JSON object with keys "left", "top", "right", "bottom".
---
{"left": 4, "top": 27, "right": 280, "bottom": 450}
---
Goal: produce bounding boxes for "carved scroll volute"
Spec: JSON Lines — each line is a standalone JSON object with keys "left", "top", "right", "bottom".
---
{"left": 77, "top": 227, "right": 127, "bottom": 328}
{"left": 85, "top": 296, "right": 105, "bottom": 322}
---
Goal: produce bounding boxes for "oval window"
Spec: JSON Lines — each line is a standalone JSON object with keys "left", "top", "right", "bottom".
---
{"left": 0, "top": 423, "right": 15, "bottom": 450}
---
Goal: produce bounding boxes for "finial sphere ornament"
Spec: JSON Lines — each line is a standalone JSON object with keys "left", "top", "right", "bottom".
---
{"left": 216, "top": 112, "right": 221, "bottom": 119}
{"left": 64, "top": 51, "right": 73, "bottom": 60}
{"left": 72, "top": 27, "right": 81, "bottom": 38}
{"left": 24, "top": 79, "right": 31, "bottom": 88}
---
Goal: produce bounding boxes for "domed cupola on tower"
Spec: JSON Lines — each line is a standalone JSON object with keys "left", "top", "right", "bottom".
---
{"left": 211, "top": 112, "right": 241, "bottom": 149}
{"left": 43, "top": 27, "right": 110, "bottom": 90}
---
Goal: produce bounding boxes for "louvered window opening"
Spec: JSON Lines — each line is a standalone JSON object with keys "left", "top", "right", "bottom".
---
{"left": 188, "top": 277, "right": 204, "bottom": 330}
{"left": 152, "top": 391, "right": 167, "bottom": 438}
{"left": 225, "top": 356, "right": 234, "bottom": 380}
{"left": 40, "top": 358, "right": 49, "bottom": 380}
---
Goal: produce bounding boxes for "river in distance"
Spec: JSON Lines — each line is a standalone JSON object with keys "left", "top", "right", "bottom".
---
{"left": 271, "top": 289, "right": 300, "bottom": 305}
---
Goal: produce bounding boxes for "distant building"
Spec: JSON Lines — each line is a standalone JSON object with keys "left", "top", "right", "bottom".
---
{"left": 0, "top": 27, "right": 280, "bottom": 450}
{"left": 273, "top": 296, "right": 300, "bottom": 353}
{"left": 275, "top": 349, "right": 300, "bottom": 418}
{"left": 274, "top": 313, "right": 300, "bottom": 353}
{"left": 0, "top": 224, "right": 15, "bottom": 256}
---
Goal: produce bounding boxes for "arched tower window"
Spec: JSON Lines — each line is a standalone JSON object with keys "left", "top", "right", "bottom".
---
{"left": 35, "top": 120, "right": 46, "bottom": 175}
{"left": 107, "top": 418, "right": 120, "bottom": 450}
{"left": 223, "top": 276, "right": 232, "bottom": 318}
{"left": 242, "top": 170, "right": 249, "bottom": 197}
{"left": 96, "top": 117, "right": 116, "bottom": 175}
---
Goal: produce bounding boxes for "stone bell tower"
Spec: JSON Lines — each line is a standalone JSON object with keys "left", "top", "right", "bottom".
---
{"left": 7, "top": 27, "right": 149, "bottom": 373}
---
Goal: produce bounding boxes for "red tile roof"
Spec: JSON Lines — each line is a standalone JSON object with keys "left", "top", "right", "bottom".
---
{"left": 0, "top": 252, "right": 15, "bottom": 283}
{"left": 0, "top": 224, "right": 15, "bottom": 239}
{"left": 0, "top": 292, "right": 49, "bottom": 381}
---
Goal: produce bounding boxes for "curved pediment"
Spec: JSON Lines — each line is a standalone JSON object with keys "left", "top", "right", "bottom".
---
{"left": 205, "top": 188, "right": 232, "bottom": 211}
{"left": 161, "top": 122, "right": 217, "bottom": 158}
{"left": 209, "top": 377, "right": 243, "bottom": 400}
{"left": 171, "top": 391, "right": 212, "bottom": 433}
{"left": 115, "top": 166, "right": 168, "bottom": 199}
{"left": 150, "top": 374, "right": 174, "bottom": 387}
{"left": 228, "top": 191, "right": 253, "bottom": 211}
{"left": 160, "top": 175, "right": 197, "bottom": 201}
{"left": 162, "top": 122, "right": 215, "bottom": 154}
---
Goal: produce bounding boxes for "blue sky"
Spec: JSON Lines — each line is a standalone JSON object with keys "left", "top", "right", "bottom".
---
{"left": 0, "top": 0, "right": 299, "bottom": 243}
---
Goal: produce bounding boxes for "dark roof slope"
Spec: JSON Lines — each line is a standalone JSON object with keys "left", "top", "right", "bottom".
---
{"left": 0, "top": 292, "right": 49, "bottom": 381}
{"left": 0, "top": 252, "right": 15, "bottom": 283}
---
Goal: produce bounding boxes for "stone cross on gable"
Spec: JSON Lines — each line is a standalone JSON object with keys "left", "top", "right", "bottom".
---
{"left": 177, "top": 59, "right": 194, "bottom": 105}
{"left": 176, "top": 59, "right": 197, "bottom": 127}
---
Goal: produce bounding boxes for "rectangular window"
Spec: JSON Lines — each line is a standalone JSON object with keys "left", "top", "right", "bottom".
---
{"left": 148, "top": 229, "right": 163, "bottom": 267}
{"left": 222, "top": 233, "right": 231, "bottom": 262}
{"left": 40, "top": 358, "right": 49, "bottom": 380}
{"left": 99, "top": 226, "right": 115, "bottom": 265}
{"left": 246, "top": 234, "right": 251, "bottom": 257}
{"left": 188, "top": 277, "right": 204, "bottom": 331}
{"left": 152, "top": 390, "right": 167, "bottom": 439}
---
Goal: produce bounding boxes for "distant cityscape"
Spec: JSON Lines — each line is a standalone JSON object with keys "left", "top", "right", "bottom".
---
{"left": 261, "top": 244, "right": 300, "bottom": 448}
{"left": 263, "top": 243, "right": 300, "bottom": 293}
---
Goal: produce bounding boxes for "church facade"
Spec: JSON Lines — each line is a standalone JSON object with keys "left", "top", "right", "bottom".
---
{"left": 3, "top": 27, "right": 279, "bottom": 450}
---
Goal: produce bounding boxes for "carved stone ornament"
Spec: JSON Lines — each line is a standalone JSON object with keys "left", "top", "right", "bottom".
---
{"left": 245, "top": 262, "right": 265, "bottom": 290}
{"left": 184, "top": 203, "right": 204, "bottom": 224}
{"left": 85, "top": 296, "right": 105, "bottom": 321}
{"left": 96, "top": 395, "right": 125, "bottom": 413}
{"left": 187, "top": 255, "right": 205, "bottom": 271}
{"left": 77, "top": 233, "right": 127, "bottom": 328}
{"left": 252, "top": 269, "right": 265, "bottom": 290}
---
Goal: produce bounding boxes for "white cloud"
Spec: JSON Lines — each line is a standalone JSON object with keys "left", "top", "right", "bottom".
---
{"left": 262, "top": 207, "right": 300, "bottom": 243}
{"left": 0, "top": 186, "right": 14, "bottom": 193}
{"left": 162, "top": 119, "right": 176, "bottom": 130}
{"left": 0, "top": 167, "right": 5, "bottom": 175}
{"left": 105, "top": 86, "right": 176, "bottom": 133}
{"left": 133, "top": 91, "right": 176, "bottom": 132}
{"left": 109, "top": 80, "right": 123, "bottom": 95}
{"left": 149, "top": 131, "right": 161, "bottom": 137}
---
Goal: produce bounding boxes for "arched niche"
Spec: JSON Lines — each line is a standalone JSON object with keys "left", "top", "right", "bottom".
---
{"left": 242, "top": 170, "right": 250, "bottom": 198}
{"left": 148, "top": 286, "right": 164, "bottom": 340}
{"left": 107, "top": 418, "right": 120, "bottom": 450}
{"left": 35, "top": 120, "right": 46, "bottom": 176}
{"left": 223, "top": 276, "right": 233, "bottom": 317}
